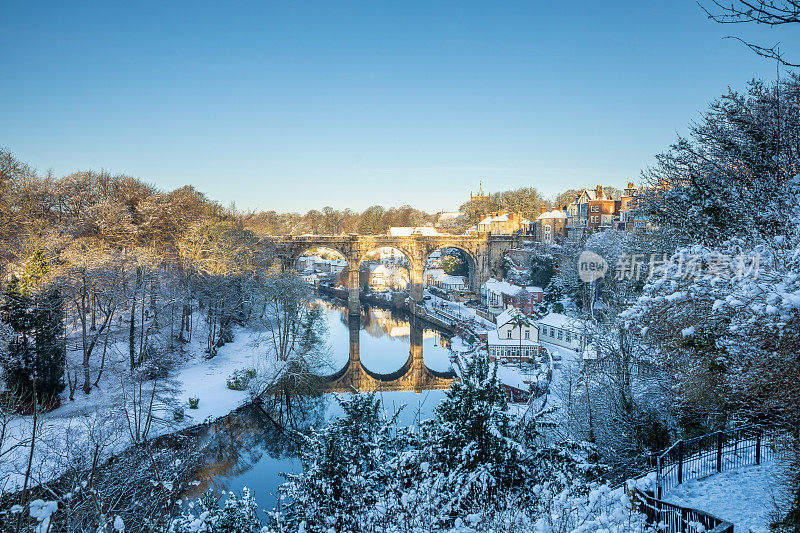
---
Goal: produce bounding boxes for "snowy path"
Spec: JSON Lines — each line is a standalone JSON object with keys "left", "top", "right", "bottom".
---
{"left": 664, "top": 461, "right": 785, "bottom": 532}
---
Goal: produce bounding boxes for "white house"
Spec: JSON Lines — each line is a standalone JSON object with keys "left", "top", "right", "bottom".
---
{"left": 317, "top": 258, "right": 348, "bottom": 274}
{"left": 536, "top": 312, "right": 586, "bottom": 351}
{"left": 426, "top": 270, "right": 467, "bottom": 292}
{"left": 486, "top": 308, "right": 540, "bottom": 363}
{"left": 297, "top": 255, "right": 320, "bottom": 272}
{"left": 369, "top": 264, "right": 409, "bottom": 291}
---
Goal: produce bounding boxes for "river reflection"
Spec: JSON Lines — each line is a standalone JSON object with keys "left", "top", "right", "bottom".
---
{"left": 314, "top": 299, "right": 456, "bottom": 393}
{"left": 182, "top": 299, "right": 456, "bottom": 509}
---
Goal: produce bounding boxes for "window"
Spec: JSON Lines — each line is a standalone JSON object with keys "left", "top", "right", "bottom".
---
{"left": 549, "top": 328, "right": 554, "bottom": 337}
{"left": 558, "top": 330, "right": 563, "bottom": 340}
{"left": 591, "top": 205, "right": 599, "bottom": 212}
{"left": 524, "top": 330, "right": 530, "bottom": 339}
{"left": 507, "top": 330, "right": 512, "bottom": 339}
{"left": 565, "top": 332, "right": 571, "bottom": 342}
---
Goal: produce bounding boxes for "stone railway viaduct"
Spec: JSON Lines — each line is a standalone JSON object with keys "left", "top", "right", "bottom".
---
{"left": 276, "top": 233, "right": 522, "bottom": 315}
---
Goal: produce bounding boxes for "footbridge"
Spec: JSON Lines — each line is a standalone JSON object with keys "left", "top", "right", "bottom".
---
{"left": 276, "top": 233, "right": 522, "bottom": 315}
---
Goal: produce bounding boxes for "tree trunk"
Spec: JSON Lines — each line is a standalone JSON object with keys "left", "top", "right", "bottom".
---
{"left": 129, "top": 267, "right": 140, "bottom": 369}
{"left": 81, "top": 276, "right": 92, "bottom": 394}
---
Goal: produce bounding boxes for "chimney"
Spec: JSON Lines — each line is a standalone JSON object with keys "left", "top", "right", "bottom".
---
{"left": 540, "top": 205, "right": 547, "bottom": 214}
{"left": 596, "top": 185, "right": 603, "bottom": 199}
{"left": 627, "top": 181, "right": 634, "bottom": 189}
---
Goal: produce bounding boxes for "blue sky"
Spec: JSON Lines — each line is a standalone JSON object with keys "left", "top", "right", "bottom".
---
{"left": 2, "top": 1, "right": 798, "bottom": 213}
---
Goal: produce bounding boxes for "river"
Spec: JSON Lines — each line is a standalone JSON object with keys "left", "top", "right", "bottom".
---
{"left": 182, "top": 298, "right": 457, "bottom": 509}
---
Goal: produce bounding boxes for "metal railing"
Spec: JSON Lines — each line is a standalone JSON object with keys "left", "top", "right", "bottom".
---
{"left": 632, "top": 488, "right": 734, "bottom": 533}
{"left": 592, "top": 425, "right": 785, "bottom": 499}
{"left": 656, "top": 425, "right": 784, "bottom": 498}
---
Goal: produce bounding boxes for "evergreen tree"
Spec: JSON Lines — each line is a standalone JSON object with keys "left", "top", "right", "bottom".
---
{"left": 0, "top": 250, "right": 66, "bottom": 407}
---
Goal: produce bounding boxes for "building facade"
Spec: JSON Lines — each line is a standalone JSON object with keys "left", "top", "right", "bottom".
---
{"left": 534, "top": 206, "right": 568, "bottom": 244}
{"left": 481, "top": 278, "right": 543, "bottom": 316}
{"left": 474, "top": 211, "right": 532, "bottom": 235}
{"left": 536, "top": 312, "right": 585, "bottom": 351}
{"left": 487, "top": 308, "right": 541, "bottom": 363}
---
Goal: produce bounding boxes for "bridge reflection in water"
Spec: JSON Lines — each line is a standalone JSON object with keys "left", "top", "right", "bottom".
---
{"left": 319, "top": 306, "right": 456, "bottom": 393}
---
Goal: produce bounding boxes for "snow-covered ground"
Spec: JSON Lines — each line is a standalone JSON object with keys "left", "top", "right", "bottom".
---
{"left": 0, "top": 319, "right": 271, "bottom": 494}
{"left": 664, "top": 461, "right": 786, "bottom": 532}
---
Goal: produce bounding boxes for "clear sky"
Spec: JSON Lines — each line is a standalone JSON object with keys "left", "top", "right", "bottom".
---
{"left": 2, "top": 1, "right": 798, "bottom": 213}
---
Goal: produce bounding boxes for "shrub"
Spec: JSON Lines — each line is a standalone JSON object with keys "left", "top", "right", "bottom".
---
{"left": 227, "top": 368, "right": 256, "bottom": 391}
{"left": 170, "top": 489, "right": 261, "bottom": 533}
{"left": 188, "top": 397, "right": 199, "bottom": 409}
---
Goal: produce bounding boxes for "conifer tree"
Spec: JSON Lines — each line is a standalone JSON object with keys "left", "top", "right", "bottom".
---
{"left": 0, "top": 250, "right": 65, "bottom": 407}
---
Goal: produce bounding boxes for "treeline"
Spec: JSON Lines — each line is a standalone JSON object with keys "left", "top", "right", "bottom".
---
{"left": 0, "top": 149, "right": 282, "bottom": 407}
{"left": 243, "top": 204, "right": 437, "bottom": 236}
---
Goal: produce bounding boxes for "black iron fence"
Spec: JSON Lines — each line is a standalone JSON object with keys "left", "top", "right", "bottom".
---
{"left": 656, "top": 425, "right": 784, "bottom": 498}
{"left": 632, "top": 488, "right": 734, "bottom": 533}
{"left": 593, "top": 425, "right": 785, "bottom": 499}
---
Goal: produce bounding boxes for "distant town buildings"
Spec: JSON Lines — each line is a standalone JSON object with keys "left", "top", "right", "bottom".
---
{"left": 469, "top": 211, "right": 532, "bottom": 236}
{"left": 297, "top": 254, "right": 349, "bottom": 285}
{"left": 528, "top": 181, "right": 650, "bottom": 244}
{"left": 360, "top": 262, "right": 409, "bottom": 291}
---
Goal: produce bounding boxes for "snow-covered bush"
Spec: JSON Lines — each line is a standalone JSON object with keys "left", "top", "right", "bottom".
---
{"left": 266, "top": 354, "right": 617, "bottom": 532}
{"left": 227, "top": 368, "right": 256, "bottom": 391}
{"left": 169, "top": 488, "right": 262, "bottom": 533}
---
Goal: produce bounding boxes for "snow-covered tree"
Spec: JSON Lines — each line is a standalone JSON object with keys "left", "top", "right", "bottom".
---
{"left": 0, "top": 249, "right": 66, "bottom": 408}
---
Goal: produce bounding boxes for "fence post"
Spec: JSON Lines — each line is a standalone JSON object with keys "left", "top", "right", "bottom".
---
{"left": 677, "top": 440, "right": 684, "bottom": 485}
{"left": 716, "top": 431, "right": 723, "bottom": 472}
{"left": 656, "top": 455, "right": 662, "bottom": 500}
{"left": 755, "top": 429, "right": 762, "bottom": 465}
{"left": 681, "top": 507, "right": 688, "bottom": 533}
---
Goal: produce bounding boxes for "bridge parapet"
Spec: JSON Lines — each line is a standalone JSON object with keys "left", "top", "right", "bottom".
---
{"left": 277, "top": 233, "right": 523, "bottom": 315}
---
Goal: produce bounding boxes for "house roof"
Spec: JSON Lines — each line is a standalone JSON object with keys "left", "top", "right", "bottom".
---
{"left": 388, "top": 226, "right": 441, "bottom": 236}
{"left": 431, "top": 273, "right": 466, "bottom": 286}
{"left": 372, "top": 264, "right": 407, "bottom": 277}
{"left": 437, "top": 211, "right": 461, "bottom": 221}
{"left": 495, "top": 307, "right": 533, "bottom": 328}
{"left": 536, "top": 209, "right": 567, "bottom": 220}
{"left": 537, "top": 312, "right": 583, "bottom": 332}
{"left": 483, "top": 278, "right": 543, "bottom": 297}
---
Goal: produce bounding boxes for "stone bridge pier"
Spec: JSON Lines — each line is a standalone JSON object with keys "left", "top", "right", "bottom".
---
{"left": 278, "top": 233, "right": 522, "bottom": 316}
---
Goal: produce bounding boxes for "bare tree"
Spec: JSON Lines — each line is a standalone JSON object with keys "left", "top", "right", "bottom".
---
{"left": 702, "top": 0, "right": 800, "bottom": 65}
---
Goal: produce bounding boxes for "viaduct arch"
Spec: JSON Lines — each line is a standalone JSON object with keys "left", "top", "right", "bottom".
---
{"left": 277, "top": 233, "right": 521, "bottom": 315}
